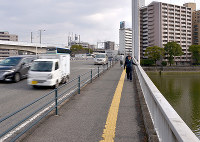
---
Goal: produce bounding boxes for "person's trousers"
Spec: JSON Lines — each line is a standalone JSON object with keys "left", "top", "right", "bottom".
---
{"left": 126, "top": 69, "right": 132, "bottom": 80}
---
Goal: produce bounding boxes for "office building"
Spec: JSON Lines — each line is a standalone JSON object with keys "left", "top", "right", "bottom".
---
{"left": 119, "top": 21, "right": 132, "bottom": 55}
{"left": 105, "top": 41, "right": 115, "bottom": 50}
{"left": 0, "top": 31, "right": 18, "bottom": 41}
{"left": 119, "top": 28, "right": 132, "bottom": 55}
{"left": 140, "top": 1, "right": 192, "bottom": 65}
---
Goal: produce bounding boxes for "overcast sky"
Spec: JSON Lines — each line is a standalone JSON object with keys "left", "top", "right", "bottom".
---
{"left": 0, "top": 0, "right": 199, "bottom": 46}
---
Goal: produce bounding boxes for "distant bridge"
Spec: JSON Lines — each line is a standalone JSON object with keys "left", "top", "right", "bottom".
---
{"left": 0, "top": 41, "right": 56, "bottom": 58}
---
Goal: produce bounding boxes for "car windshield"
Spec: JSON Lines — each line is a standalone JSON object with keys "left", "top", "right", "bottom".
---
{"left": 0, "top": 57, "right": 22, "bottom": 66}
{"left": 96, "top": 54, "right": 106, "bottom": 58}
{"left": 30, "top": 61, "right": 53, "bottom": 72}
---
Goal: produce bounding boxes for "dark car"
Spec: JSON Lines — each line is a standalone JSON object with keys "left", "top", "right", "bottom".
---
{"left": 0, "top": 55, "right": 36, "bottom": 82}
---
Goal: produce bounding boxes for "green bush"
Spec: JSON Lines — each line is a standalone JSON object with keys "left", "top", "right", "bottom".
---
{"left": 161, "top": 61, "right": 167, "bottom": 66}
{"left": 141, "top": 59, "right": 154, "bottom": 66}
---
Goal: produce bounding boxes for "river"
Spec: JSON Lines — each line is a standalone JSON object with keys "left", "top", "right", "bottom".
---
{"left": 147, "top": 72, "right": 200, "bottom": 138}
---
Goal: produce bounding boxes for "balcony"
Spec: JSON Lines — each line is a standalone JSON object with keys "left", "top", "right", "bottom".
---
{"left": 143, "top": 32, "right": 148, "bottom": 36}
{"left": 143, "top": 25, "right": 148, "bottom": 29}
{"left": 143, "top": 36, "right": 148, "bottom": 40}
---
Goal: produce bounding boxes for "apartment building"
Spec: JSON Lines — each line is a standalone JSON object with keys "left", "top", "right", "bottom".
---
{"left": 192, "top": 10, "right": 200, "bottom": 45}
{"left": 140, "top": 1, "right": 192, "bottom": 65}
{"left": 119, "top": 28, "right": 132, "bottom": 55}
{"left": 0, "top": 31, "right": 18, "bottom": 41}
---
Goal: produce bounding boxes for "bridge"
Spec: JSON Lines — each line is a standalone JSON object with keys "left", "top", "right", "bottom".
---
{"left": 0, "top": 59, "right": 199, "bottom": 142}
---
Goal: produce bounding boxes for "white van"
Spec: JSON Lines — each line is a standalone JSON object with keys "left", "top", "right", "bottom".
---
{"left": 94, "top": 53, "right": 108, "bottom": 65}
{"left": 27, "top": 54, "right": 70, "bottom": 88}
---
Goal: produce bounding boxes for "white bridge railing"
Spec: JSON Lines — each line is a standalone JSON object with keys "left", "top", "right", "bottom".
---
{"left": 134, "top": 63, "right": 200, "bottom": 142}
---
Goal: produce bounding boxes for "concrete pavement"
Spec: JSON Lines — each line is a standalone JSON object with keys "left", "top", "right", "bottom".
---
{"left": 21, "top": 63, "right": 147, "bottom": 142}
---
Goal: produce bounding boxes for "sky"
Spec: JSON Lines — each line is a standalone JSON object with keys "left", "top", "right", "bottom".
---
{"left": 0, "top": 0, "right": 199, "bottom": 47}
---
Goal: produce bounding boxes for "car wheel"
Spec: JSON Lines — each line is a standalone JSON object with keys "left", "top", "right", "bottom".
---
{"left": 14, "top": 73, "right": 20, "bottom": 82}
{"left": 61, "top": 77, "right": 66, "bottom": 84}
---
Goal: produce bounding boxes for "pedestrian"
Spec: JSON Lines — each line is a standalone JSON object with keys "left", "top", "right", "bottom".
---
{"left": 124, "top": 55, "right": 137, "bottom": 82}
{"left": 120, "top": 54, "right": 124, "bottom": 67}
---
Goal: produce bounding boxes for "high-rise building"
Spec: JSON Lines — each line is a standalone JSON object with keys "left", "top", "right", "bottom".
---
{"left": 140, "top": 2, "right": 192, "bottom": 65}
{"left": 183, "top": 3, "right": 196, "bottom": 12}
{"left": 0, "top": 31, "right": 18, "bottom": 41}
{"left": 119, "top": 28, "right": 132, "bottom": 55}
{"left": 119, "top": 20, "right": 132, "bottom": 54}
{"left": 183, "top": 3, "right": 198, "bottom": 45}
{"left": 192, "top": 10, "right": 200, "bottom": 45}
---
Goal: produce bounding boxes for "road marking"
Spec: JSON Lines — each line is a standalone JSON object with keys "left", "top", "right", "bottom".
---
{"left": 100, "top": 69, "right": 126, "bottom": 142}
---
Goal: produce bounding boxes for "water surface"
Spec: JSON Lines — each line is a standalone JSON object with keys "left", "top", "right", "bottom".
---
{"left": 147, "top": 72, "right": 200, "bottom": 138}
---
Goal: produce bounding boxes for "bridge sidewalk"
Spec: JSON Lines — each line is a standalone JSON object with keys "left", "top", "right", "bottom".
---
{"left": 22, "top": 63, "right": 147, "bottom": 142}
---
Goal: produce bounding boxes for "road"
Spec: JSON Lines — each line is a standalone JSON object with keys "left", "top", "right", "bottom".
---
{"left": 0, "top": 59, "right": 106, "bottom": 134}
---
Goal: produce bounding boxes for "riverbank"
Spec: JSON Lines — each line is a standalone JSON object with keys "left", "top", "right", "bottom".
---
{"left": 143, "top": 66, "right": 200, "bottom": 72}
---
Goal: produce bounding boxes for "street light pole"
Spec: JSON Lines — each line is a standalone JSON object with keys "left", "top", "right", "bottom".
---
{"left": 38, "top": 29, "right": 45, "bottom": 55}
{"left": 39, "top": 29, "right": 45, "bottom": 44}
{"left": 31, "top": 32, "right": 33, "bottom": 43}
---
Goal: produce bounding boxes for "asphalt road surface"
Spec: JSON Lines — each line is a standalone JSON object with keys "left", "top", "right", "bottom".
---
{"left": 0, "top": 59, "right": 106, "bottom": 135}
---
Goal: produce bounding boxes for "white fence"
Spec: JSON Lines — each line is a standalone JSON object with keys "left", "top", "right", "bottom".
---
{"left": 134, "top": 64, "right": 200, "bottom": 142}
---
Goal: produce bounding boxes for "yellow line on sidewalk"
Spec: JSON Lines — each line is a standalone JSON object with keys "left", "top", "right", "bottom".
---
{"left": 99, "top": 69, "right": 126, "bottom": 142}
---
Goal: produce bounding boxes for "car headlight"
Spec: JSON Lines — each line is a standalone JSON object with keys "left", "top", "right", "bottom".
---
{"left": 3, "top": 70, "right": 15, "bottom": 75}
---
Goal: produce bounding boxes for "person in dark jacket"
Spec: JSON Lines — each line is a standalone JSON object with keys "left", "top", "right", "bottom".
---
{"left": 124, "top": 55, "right": 137, "bottom": 81}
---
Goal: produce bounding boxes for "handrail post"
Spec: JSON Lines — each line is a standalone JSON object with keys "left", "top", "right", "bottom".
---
{"left": 91, "top": 69, "right": 92, "bottom": 83}
{"left": 98, "top": 66, "right": 99, "bottom": 77}
{"left": 55, "top": 89, "right": 58, "bottom": 115}
{"left": 78, "top": 75, "right": 80, "bottom": 94}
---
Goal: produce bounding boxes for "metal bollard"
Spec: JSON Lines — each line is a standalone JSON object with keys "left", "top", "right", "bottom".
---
{"left": 91, "top": 69, "right": 92, "bottom": 83}
{"left": 107, "top": 63, "right": 108, "bottom": 70}
{"left": 55, "top": 89, "right": 58, "bottom": 115}
{"left": 78, "top": 75, "right": 80, "bottom": 94}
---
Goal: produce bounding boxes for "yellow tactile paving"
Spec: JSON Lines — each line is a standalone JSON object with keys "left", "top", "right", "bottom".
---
{"left": 100, "top": 69, "right": 126, "bottom": 142}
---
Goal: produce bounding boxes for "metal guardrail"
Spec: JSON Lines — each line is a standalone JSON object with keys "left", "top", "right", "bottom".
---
{"left": 0, "top": 60, "right": 117, "bottom": 142}
{"left": 134, "top": 60, "right": 200, "bottom": 142}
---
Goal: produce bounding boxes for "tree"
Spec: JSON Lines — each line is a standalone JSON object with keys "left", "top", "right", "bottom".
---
{"left": 70, "top": 45, "right": 83, "bottom": 53}
{"left": 164, "top": 42, "right": 183, "bottom": 66}
{"left": 189, "top": 45, "right": 200, "bottom": 65}
{"left": 144, "top": 46, "right": 164, "bottom": 66}
{"left": 70, "top": 45, "right": 93, "bottom": 56}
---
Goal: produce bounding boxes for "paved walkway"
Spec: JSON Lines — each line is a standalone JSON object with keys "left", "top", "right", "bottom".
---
{"left": 22, "top": 63, "right": 147, "bottom": 142}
